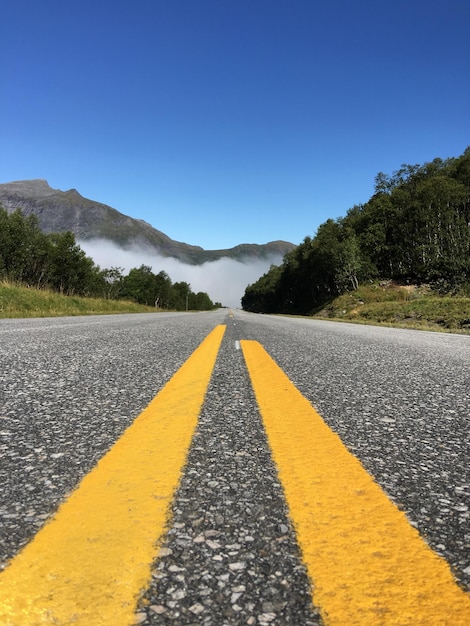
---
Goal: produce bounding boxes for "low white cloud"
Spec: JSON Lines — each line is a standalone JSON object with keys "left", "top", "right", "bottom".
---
{"left": 78, "top": 239, "right": 282, "bottom": 308}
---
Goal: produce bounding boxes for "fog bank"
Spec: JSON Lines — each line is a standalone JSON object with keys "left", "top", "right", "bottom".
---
{"left": 79, "top": 239, "right": 282, "bottom": 308}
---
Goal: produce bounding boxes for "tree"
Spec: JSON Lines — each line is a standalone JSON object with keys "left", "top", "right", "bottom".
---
{"left": 121, "top": 265, "right": 156, "bottom": 305}
{"left": 190, "top": 291, "right": 214, "bottom": 310}
{"left": 47, "top": 231, "right": 98, "bottom": 295}
{"left": 336, "top": 225, "right": 362, "bottom": 291}
{"left": 242, "top": 264, "right": 282, "bottom": 313}
{"left": 154, "top": 271, "right": 172, "bottom": 308}
{"left": 171, "top": 281, "right": 191, "bottom": 310}
{"left": 0, "top": 209, "right": 48, "bottom": 284}
{"left": 101, "top": 266, "right": 124, "bottom": 299}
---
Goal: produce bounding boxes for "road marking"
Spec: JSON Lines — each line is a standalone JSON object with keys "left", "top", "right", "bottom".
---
{"left": 235, "top": 340, "right": 240, "bottom": 350}
{"left": 241, "top": 339, "right": 470, "bottom": 625}
{"left": 0, "top": 325, "right": 226, "bottom": 626}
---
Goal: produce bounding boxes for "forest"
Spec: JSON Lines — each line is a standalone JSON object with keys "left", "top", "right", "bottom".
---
{"left": 0, "top": 208, "right": 218, "bottom": 311}
{"left": 242, "top": 148, "right": 470, "bottom": 314}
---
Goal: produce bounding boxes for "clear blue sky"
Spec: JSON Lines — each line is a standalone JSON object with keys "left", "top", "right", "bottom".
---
{"left": 1, "top": 0, "right": 469, "bottom": 250}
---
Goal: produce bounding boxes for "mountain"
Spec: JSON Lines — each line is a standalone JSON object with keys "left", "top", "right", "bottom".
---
{"left": 0, "top": 179, "right": 295, "bottom": 264}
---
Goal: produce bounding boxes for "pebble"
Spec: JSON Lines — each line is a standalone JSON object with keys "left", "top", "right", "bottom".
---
{"left": 158, "top": 547, "right": 172, "bottom": 557}
{"left": 188, "top": 603, "right": 205, "bottom": 615}
{"left": 258, "top": 613, "right": 276, "bottom": 623}
{"left": 229, "top": 562, "right": 246, "bottom": 571}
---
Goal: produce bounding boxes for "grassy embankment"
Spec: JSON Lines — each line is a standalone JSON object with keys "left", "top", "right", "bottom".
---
{"left": 313, "top": 282, "right": 470, "bottom": 334}
{"left": 0, "top": 282, "right": 157, "bottom": 318}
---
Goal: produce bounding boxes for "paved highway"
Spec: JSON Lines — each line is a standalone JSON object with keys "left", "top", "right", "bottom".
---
{"left": 0, "top": 310, "right": 469, "bottom": 624}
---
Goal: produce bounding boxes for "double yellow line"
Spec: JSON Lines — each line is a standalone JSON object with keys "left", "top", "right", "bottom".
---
{"left": 1, "top": 325, "right": 469, "bottom": 625}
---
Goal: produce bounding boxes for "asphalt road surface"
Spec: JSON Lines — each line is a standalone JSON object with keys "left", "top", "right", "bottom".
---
{"left": 1, "top": 310, "right": 469, "bottom": 625}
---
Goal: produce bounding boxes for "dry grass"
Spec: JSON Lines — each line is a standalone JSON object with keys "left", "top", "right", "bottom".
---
{"left": 0, "top": 282, "right": 158, "bottom": 318}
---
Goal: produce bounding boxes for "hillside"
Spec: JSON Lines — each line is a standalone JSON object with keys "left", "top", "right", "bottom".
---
{"left": 242, "top": 148, "right": 470, "bottom": 315}
{"left": 0, "top": 180, "right": 294, "bottom": 264}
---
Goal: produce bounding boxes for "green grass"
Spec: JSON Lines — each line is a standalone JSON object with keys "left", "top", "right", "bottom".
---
{"left": 0, "top": 282, "right": 158, "bottom": 318}
{"left": 313, "top": 282, "right": 470, "bottom": 333}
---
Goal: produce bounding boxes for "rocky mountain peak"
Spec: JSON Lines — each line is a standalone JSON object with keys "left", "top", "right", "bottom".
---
{"left": 2, "top": 179, "right": 56, "bottom": 198}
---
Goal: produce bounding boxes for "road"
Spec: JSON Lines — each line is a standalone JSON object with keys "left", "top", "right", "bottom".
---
{"left": 0, "top": 310, "right": 469, "bottom": 625}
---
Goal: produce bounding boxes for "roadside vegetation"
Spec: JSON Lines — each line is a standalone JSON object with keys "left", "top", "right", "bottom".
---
{"left": 242, "top": 147, "right": 470, "bottom": 334}
{"left": 311, "top": 281, "right": 470, "bottom": 333}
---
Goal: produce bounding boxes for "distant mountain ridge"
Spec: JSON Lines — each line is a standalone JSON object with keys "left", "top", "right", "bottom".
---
{"left": 0, "top": 179, "right": 295, "bottom": 264}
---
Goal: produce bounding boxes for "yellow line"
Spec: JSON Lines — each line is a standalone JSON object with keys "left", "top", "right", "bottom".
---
{"left": 0, "top": 325, "right": 225, "bottom": 626}
{"left": 241, "top": 340, "right": 470, "bottom": 625}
